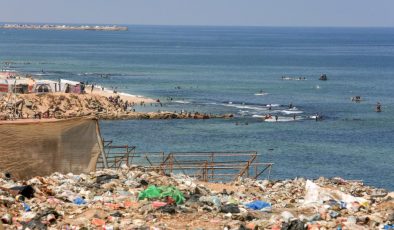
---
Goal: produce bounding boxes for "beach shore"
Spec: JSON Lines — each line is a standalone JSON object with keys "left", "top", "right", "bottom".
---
{"left": 86, "top": 86, "right": 155, "bottom": 104}
{"left": 0, "top": 92, "right": 232, "bottom": 120}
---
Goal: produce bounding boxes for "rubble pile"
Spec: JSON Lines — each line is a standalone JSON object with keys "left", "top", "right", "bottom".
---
{"left": 0, "top": 93, "right": 232, "bottom": 120}
{"left": 0, "top": 166, "right": 393, "bottom": 229}
{"left": 0, "top": 93, "right": 125, "bottom": 119}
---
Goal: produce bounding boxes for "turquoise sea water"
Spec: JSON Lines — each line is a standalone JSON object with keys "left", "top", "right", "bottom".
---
{"left": 1, "top": 26, "right": 393, "bottom": 189}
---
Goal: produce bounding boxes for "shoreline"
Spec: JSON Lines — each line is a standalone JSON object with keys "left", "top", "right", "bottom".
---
{"left": 0, "top": 71, "right": 235, "bottom": 121}
{"left": 0, "top": 92, "right": 233, "bottom": 121}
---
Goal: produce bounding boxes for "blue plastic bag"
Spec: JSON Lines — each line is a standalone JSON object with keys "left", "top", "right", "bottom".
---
{"left": 384, "top": 224, "right": 394, "bottom": 230}
{"left": 22, "top": 202, "right": 31, "bottom": 211}
{"left": 245, "top": 200, "right": 271, "bottom": 211}
{"left": 73, "top": 197, "right": 86, "bottom": 205}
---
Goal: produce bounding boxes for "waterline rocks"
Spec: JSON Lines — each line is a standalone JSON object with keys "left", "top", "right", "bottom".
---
{"left": 0, "top": 93, "right": 233, "bottom": 121}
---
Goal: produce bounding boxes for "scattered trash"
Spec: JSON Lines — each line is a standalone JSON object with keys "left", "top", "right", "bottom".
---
{"left": 96, "top": 174, "right": 119, "bottom": 184}
{"left": 73, "top": 197, "right": 86, "bottom": 205}
{"left": 220, "top": 204, "right": 240, "bottom": 214}
{"left": 158, "top": 205, "right": 176, "bottom": 214}
{"left": 138, "top": 185, "right": 185, "bottom": 204}
{"left": 0, "top": 166, "right": 391, "bottom": 229}
{"left": 245, "top": 200, "right": 271, "bottom": 211}
{"left": 10, "top": 185, "right": 35, "bottom": 198}
{"left": 22, "top": 202, "right": 31, "bottom": 211}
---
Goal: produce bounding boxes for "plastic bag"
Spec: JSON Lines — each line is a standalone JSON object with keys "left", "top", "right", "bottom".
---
{"left": 245, "top": 200, "right": 271, "bottom": 211}
{"left": 303, "top": 180, "right": 368, "bottom": 210}
{"left": 138, "top": 185, "right": 185, "bottom": 204}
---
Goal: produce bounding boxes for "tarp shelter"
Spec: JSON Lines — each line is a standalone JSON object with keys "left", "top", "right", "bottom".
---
{"left": 0, "top": 118, "right": 105, "bottom": 179}
{"left": 34, "top": 80, "right": 58, "bottom": 93}
{"left": 9, "top": 79, "right": 32, "bottom": 94}
{"left": 0, "top": 79, "right": 9, "bottom": 93}
{"left": 60, "top": 79, "right": 85, "bottom": 94}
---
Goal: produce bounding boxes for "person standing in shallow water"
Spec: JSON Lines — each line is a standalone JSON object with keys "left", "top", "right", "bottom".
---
{"left": 275, "top": 115, "right": 278, "bottom": 122}
{"left": 376, "top": 102, "right": 382, "bottom": 112}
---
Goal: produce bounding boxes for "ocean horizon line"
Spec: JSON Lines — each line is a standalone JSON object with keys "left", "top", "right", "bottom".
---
{"left": 1, "top": 21, "right": 394, "bottom": 29}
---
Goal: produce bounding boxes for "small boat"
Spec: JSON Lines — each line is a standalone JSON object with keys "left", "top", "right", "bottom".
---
{"left": 309, "top": 114, "right": 323, "bottom": 121}
{"left": 254, "top": 89, "right": 268, "bottom": 96}
{"left": 351, "top": 96, "right": 362, "bottom": 102}
{"left": 281, "top": 76, "right": 306, "bottom": 81}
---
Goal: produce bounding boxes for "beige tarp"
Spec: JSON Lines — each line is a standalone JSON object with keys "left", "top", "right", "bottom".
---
{"left": 0, "top": 118, "right": 102, "bottom": 179}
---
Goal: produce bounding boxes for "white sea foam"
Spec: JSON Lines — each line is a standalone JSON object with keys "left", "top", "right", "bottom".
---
{"left": 223, "top": 103, "right": 268, "bottom": 111}
{"left": 264, "top": 116, "right": 303, "bottom": 122}
{"left": 254, "top": 93, "right": 268, "bottom": 96}
{"left": 281, "top": 110, "right": 303, "bottom": 114}
{"left": 174, "top": 100, "right": 190, "bottom": 104}
{"left": 266, "top": 104, "right": 280, "bottom": 107}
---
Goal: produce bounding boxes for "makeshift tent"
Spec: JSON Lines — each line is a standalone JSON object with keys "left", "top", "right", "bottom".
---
{"left": 60, "top": 79, "right": 85, "bottom": 94}
{"left": 0, "top": 118, "right": 105, "bottom": 179}
{"left": 35, "top": 80, "right": 59, "bottom": 92}
{"left": 0, "top": 79, "right": 9, "bottom": 93}
{"left": 9, "top": 79, "right": 31, "bottom": 94}
{"left": 35, "top": 83, "right": 52, "bottom": 93}
{"left": 34, "top": 80, "right": 58, "bottom": 93}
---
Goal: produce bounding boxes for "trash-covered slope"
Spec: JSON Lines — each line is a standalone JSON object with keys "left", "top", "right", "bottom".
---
{"left": 0, "top": 166, "right": 393, "bottom": 229}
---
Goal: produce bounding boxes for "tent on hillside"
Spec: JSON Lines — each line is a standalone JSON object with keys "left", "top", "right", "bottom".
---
{"left": 0, "top": 79, "right": 10, "bottom": 93}
{"left": 34, "top": 80, "right": 59, "bottom": 93}
{"left": 60, "top": 79, "right": 85, "bottom": 94}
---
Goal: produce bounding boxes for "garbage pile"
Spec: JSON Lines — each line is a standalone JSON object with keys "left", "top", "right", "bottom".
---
{"left": 0, "top": 166, "right": 393, "bottom": 229}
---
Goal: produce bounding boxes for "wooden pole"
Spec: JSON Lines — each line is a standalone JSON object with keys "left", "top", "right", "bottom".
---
{"left": 95, "top": 120, "right": 108, "bottom": 168}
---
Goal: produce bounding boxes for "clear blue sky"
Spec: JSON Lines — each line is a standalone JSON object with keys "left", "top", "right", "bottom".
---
{"left": 1, "top": 0, "right": 394, "bottom": 27}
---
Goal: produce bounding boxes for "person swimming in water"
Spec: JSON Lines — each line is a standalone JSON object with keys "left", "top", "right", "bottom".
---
{"left": 376, "top": 102, "right": 382, "bottom": 112}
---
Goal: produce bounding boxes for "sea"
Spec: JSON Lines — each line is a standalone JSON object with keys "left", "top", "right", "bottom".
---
{"left": 1, "top": 25, "right": 393, "bottom": 190}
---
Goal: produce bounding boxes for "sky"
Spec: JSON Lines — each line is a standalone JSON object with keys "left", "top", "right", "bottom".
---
{"left": 1, "top": 0, "right": 394, "bottom": 27}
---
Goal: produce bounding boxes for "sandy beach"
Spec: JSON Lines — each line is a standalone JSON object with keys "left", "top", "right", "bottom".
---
{"left": 87, "top": 86, "right": 155, "bottom": 104}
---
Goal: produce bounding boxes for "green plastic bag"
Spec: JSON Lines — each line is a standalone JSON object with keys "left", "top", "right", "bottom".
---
{"left": 138, "top": 185, "right": 185, "bottom": 204}
{"left": 138, "top": 185, "right": 161, "bottom": 200}
{"left": 159, "top": 186, "right": 185, "bottom": 204}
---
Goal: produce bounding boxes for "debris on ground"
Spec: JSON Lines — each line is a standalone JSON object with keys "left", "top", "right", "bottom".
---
{"left": 0, "top": 166, "right": 393, "bottom": 229}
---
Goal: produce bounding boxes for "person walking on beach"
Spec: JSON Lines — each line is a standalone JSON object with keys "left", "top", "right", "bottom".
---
{"left": 91, "top": 84, "right": 94, "bottom": 93}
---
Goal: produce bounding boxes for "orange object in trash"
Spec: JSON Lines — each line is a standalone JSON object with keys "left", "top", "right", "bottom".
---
{"left": 152, "top": 201, "right": 167, "bottom": 208}
{"left": 91, "top": 218, "right": 105, "bottom": 226}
